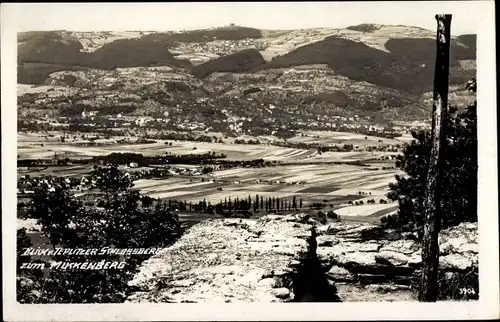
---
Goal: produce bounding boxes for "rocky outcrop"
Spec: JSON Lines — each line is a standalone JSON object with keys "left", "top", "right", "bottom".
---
{"left": 316, "top": 221, "right": 478, "bottom": 300}
{"left": 126, "top": 214, "right": 339, "bottom": 303}
{"left": 126, "top": 215, "right": 477, "bottom": 302}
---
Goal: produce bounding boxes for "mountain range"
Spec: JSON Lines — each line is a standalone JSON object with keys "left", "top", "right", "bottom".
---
{"left": 17, "top": 24, "right": 476, "bottom": 120}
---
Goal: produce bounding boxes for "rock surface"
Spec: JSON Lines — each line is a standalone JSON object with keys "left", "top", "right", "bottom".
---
{"left": 126, "top": 214, "right": 332, "bottom": 303}
{"left": 316, "top": 221, "right": 479, "bottom": 300}
{"left": 126, "top": 215, "right": 477, "bottom": 303}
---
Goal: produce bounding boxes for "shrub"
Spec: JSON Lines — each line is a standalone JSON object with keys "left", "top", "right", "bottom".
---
{"left": 201, "top": 166, "right": 214, "bottom": 174}
{"left": 380, "top": 213, "right": 400, "bottom": 229}
{"left": 327, "top": 211, "right": 338, "bottom": 219}
{"left": 235, "top": 210, "right": 252, "bottom": 219}
{"left": 313, "top": 211, "right": 327, "bottom": 225}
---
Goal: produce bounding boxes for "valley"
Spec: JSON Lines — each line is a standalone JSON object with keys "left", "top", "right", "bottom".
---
{"left": 16, "top": 23, "right": 475, "bottom": 227}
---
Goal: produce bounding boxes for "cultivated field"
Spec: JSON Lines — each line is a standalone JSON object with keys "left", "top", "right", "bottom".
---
{"left": 133, "top": 163, "right": 400, "bottom": 213}
{"left": 285, "top": 130, "right": 404, "bottom": 146}
{"left": 18, "top": 130, "right": 403, "bottom": 162}
{"left": 18, "top": 130, "right": 402, "bottom": 220}
{"left": 18, "top": 138, "right": 318, "bottom": 161}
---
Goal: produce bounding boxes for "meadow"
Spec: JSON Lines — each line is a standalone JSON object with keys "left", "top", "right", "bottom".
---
{"left": 18, "top": 130, "right": 402, "bottom": 161}
{"left": 18, "top": 130, "right": 406, "bottom": 220}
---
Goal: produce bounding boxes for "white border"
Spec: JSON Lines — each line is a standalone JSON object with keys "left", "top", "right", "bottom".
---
{"left": 2, "top": 2, "right": 498, "bottom": 321}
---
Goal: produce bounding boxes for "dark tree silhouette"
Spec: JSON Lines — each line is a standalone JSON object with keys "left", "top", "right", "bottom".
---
{"left": 18, "top": 165, "right": 183, "bottom": 303}
{"left": 387, "top": 84, "right": 477, "bottom": 235}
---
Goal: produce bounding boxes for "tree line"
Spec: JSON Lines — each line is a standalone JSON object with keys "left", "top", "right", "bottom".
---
{"left": 18, "top": 152, "right": 226, "bottom": 168}
{"left": 138, "top": 194, "right": 305, "bottom": 217}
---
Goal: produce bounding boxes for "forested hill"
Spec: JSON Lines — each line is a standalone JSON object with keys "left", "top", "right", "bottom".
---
{"left": 17, "top": 25, "right": 476, "bottom": 120}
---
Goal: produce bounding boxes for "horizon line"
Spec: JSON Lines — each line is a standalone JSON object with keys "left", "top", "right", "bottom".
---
{"left": 17, "top": 23, "right": 477, "bottom": 36}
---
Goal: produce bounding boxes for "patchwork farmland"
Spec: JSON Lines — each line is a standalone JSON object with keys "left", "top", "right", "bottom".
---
{"left": 18, "top": 130, "right": 400, "bottom": 162}
{"left": 132, "top": 162, "right": 402, "bottom": 218}
{"left": 18, "top": 130, "right": 405, "bottom": 221}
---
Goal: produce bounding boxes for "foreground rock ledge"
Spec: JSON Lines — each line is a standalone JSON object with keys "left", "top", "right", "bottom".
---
{"left": 127, "top": 214, "right": 339, "bottom": 303}
{"left": 316, "top": 221, "right": 478, "bottom": 300}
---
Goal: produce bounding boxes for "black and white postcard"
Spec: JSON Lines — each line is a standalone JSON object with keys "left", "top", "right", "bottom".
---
{"left": 1, "top": 2, "right": 498, "bottom": 321}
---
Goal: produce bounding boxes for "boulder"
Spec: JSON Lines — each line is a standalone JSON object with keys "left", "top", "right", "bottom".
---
{"left": 336, "top": 252, "right": 379, "bottom": 267}
{"left": 439, "top": 253, "right": 474, "bottom": 271}
{"left": 440, "top": 237, "right": 479, "bottom": 255}
{"left": 316, "top": 222, "right": 367, "bottom": 236}
{"left": 326, "top": 266, "right": 357, "bottom": 283}
{"left": 127, "top": 216, "right": 315, "bottom": 303}
{"left": 316, "top": 220, "right": 478, "bottom": 293}
{"left": 336, "top": 225, "right": 384, "bottom": 241}
{"left": 375, "top": 251, "right": 411, "bottom": 266}
{"left": 343, "top": 262, "right": 415, "bottom": 278}
{"left": 407, "top": 251, "right": 422, "bottom": 268}
{"left": 439, "top": 222, "right": 478, "bottom": 245}
{"left": 126, "top": 215, "right": 478, "bottom": 302}
{"left": 380, "top": 239, "right": 419, "bottom": 255}
{"left": 272, "top": 287, "right": 291, "bottom": 299}
{"left": 317, "top": 235, "right": 340, "bottom": 247}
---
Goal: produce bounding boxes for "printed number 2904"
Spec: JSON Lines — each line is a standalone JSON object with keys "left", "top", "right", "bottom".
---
{"left": 459, "top": 288, "right": 476, "bottom": 295}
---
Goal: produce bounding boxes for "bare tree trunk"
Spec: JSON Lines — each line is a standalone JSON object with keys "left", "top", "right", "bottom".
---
{"left": 419, "top": 14, "right": 452, "bottom": 302}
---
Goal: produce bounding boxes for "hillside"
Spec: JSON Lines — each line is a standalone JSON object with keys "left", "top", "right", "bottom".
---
{"left": 85, "top": 38, "right": 192, "bottom": 69}
{"left": 150, "top": 25, "right": 263, "bottom": 42}
{"left": 18, "top": 31, "right": 192, "bottom": 84}
{"left": 16, "top": 25, "right": 475, "bottom": 120}
{"left": 191, "top": 49, "right": 266, "bottom": 78}
{"left": 261, "top": 35, "right": 475, "bottom": 94}
{"left": 18, "top": 31, "right": 86, "bottom": 66}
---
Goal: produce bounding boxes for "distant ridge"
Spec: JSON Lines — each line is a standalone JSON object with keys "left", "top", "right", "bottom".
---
{"left": 259, "top": 35, "right": 475, "bottom": 94}
{"left": 191, "top": 49, "right": 266, "bottom": 78}
{"left": 17, "top": 31, "right": 192, "bottom": 84}
{"left": 17, "top": 26, "right": 476, "bottom": 91}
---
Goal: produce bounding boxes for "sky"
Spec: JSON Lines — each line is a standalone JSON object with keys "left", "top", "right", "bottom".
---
{"left": 2, "top": 2, "right": 493, "bottom": 36}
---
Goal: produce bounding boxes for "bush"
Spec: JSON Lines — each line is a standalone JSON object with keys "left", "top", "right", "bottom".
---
{"left": 327, "top": 211, "right": 338, "bottom": 219}
{"left": 201, "top": 166, "right": 214, "bottom": 174}
{"left": 380, "top": 213, "right": 402, "bottom": 229}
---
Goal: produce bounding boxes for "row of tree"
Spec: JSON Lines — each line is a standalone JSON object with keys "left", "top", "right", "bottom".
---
{"left": 17, "top": 152, "right": 226, "bottom": 168}
{"left": 141, "top": 195, "right": 305, "bottom": 215}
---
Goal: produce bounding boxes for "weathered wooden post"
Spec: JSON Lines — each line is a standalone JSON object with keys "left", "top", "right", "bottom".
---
{"left": 419, "top": 14, "right": 452, "bottom": 302}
